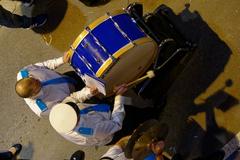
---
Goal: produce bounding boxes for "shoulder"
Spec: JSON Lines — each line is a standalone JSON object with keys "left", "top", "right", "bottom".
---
{"left": 24, "top": 98, "right": 47, "bottom": 117}
{"left": 17, "top": 69, "right": 29, "bottom": 80}
{"left": 78, "top": 127, "right": 94, "bottom": 136}
{"left": 17, "top": 65, "right": 41, "bottom": 80}
{"left": 35, "top": 99, "right": 48, "bottom": 112}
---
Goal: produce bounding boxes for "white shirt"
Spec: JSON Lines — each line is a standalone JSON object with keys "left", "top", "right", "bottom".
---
{"left": 58, "top": 95, "right": 126, "bottom": 146}
{"left": 101, "top": 145, "right": 131, "bottom": 160}
{"left": 17, "top": 57, "right": 89, "bottom": 117}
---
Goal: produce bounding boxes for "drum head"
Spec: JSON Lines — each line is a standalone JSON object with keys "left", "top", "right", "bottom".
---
{"left": 103, "top": 38, "right": 157, "bottom": 95}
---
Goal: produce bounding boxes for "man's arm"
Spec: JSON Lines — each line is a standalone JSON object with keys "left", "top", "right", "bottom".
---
{"left": 100, "top": 136, "right": 130, "bottom": 160}
{"left": 69, "top": 87, "right": 97, "bottom": 103}
{"left": 34, "top": 52, "right": 71, "bottom": 69}
{"left": 17, "top": 52, "right": 71, "bottom": 79}
{"left": 111, "top": 95, "right": 126, "bottom": 127}
{"left": 95, "top": 84, "right": 128, "bottom": 137}
{"left": 95, "top": 95, "right": 126, "bottom": 138}
{"left": 34, "top": 57, "right": 65, "bottom": 70}
{"left": 100, "top": 145, "right": 125, "bottom": 160}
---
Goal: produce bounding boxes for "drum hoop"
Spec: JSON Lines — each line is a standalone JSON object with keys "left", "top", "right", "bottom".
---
{"left": 96, "top": 37, "right": 157, "bottom": 78}
{"left": 68, "top": 10, "right": 126, "bottom": 62}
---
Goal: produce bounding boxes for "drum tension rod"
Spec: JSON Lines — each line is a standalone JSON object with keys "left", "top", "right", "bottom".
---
{"left": 70, "top": 45, "right": 95, "bottom": 74}
{"left": 85, "top": 26, "right": 117, "bottom": 63}
{"left": 106, "top": 12, "right": 135, "bottom": 46}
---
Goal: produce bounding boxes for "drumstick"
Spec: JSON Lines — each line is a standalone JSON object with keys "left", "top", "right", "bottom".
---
{"left": 127, "top": 70, "right": 155, "bottom": 87}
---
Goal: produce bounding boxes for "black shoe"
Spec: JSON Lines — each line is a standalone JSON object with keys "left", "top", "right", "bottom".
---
{"left": 11, "top": 144, "right": 22, "bottom": 156}
{"left": 29, "top": 14, "right": 48, "bottom": 28}
{"left": 70, "top": 150, "right": 85, "bottom": 160}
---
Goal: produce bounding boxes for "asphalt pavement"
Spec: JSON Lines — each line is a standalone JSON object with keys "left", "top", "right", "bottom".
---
{"left": 0, "top": 0, "right": 239, "bottom": 159}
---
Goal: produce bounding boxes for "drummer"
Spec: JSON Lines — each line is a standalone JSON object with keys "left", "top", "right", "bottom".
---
{"left": 49, "top": 84, "right": 128, "bottom": 146}
{"left": 15, "top": 52, "right": 96, "bottom": 117}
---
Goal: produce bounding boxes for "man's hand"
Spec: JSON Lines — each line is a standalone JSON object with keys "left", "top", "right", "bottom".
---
{"left": 63, "top": 51, "right": 71, "bottom": 63}
{"left": 148, "top": 140, "right": 165, "bottom": 156}
{"left": 89, "top": 86, "right": 99, "bottom": 96}
{"left": 113, "top": 83, "right": 128, "bottom": 95}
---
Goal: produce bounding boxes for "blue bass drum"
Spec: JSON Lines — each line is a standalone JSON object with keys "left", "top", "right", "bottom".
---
{"left": 68, "top": 11, "right": 157, "bottom": 95}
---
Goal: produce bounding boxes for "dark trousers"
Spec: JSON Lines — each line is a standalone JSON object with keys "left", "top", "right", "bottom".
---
{"left": 63, "top": 71, "right": 85, "bottom": 91}
{"left": 0, "top": 151, "right": 13, "bottom": 160}
{"left": 0, "top": 0, "right": 32, "bottom": 28}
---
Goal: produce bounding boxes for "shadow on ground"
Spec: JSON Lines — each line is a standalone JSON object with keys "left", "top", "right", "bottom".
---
{"left": 178, "top": 118, "right": 233, "bottom": 160}
{"left": 18, "top": 142, "right": 34, "bottom": 160}
{"left": 31, "top": 0, "right": 68, "bottom": 34}
{"left": 177, "top": 79, "right": 238, "bottom": 159}
{"left": 23, "top": 0, "right": 87, "bottom": 51}
{"left": 79, "top": 0, "right": 110, "bottom": 7}
{"left": 137, "top": 3, "right": 236, "bottom": 159}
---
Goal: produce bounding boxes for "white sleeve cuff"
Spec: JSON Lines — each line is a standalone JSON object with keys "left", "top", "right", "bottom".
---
{"left": 82, "top": 87, "right": 93, "bottom": 99}
{"left": 114, "top": 95, "right": 132, "bottom": 106}
{"left": 34, "top": 56, "right": 64, "bottom": 69}
{"left": 56, "top": 56, "right": 64, "bottom": 65}
{"left": 101, "top": 145, "right": 123, "bottom": 159}
{"left": 69, "top": 86, "right": 93, "bottom": 103}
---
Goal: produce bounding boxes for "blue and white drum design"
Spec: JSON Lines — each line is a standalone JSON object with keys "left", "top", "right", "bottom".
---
{"left": 68, "top": 11, "right": 158, "bottom": 95}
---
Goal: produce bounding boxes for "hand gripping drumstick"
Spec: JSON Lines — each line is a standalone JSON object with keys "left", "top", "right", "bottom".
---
{"left": 127, "top": 70, "right": 155, "bottom": 87}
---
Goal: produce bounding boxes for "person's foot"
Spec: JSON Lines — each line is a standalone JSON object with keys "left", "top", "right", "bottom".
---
{"left": 29, "top": 14, "right": 48, "bottom": 28}
{"left": 8, "top": 144, "right": 22, "bottom": 156}
{"left": 22, "top": 0, "right": 34, "bottom": 7}
{"left": 70, "top": 150, "right": 85, "bottom": 160}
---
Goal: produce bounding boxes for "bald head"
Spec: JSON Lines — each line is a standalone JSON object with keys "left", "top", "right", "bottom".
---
{"left": 15, "top": 77, "right": 41, "bottom": 98}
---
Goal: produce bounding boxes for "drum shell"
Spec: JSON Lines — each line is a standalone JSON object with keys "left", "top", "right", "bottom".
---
{"left": 69, "top": 12, "right": 157, "bottom": 95}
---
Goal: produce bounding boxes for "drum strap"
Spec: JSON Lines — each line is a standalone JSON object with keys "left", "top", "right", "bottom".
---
{"left": 20, "top": 69, "right": 77, "bottom": 86}
{"left": 79, "top": 104, "right": 110, "bottom": 115}
{"left": 41, "top": 76, "right": 77, "bottom": 87}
